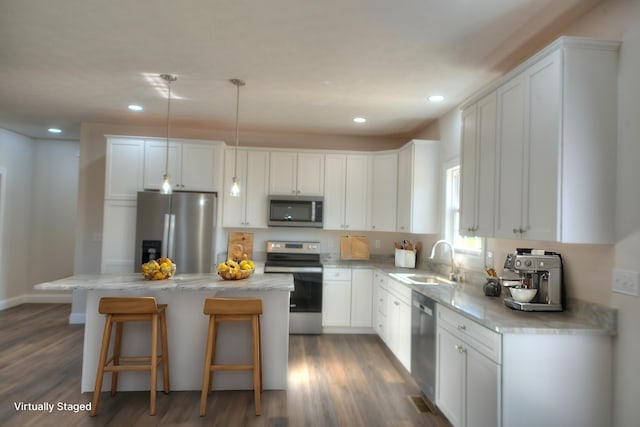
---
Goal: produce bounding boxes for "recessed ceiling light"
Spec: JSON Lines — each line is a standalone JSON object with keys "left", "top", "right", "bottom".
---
{"left": 428, "top": 95, "right": 445, "bottom": 102}
{"left": 353, "top": 117, "right": 367, "bottom": 124}
{"left": 48, "top": 128, "right": 62, "bottom": 134}
{"left": 128, "top": 104, "right": 144, "bottom": 111}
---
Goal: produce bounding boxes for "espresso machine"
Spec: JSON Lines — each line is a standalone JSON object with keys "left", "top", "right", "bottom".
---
{"left": 502, "top": 249, "right": 564, "bottom": 311}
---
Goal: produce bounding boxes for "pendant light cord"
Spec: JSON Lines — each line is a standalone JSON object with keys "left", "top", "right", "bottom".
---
{"left": 231, "top": 79, "right": 245, "bottom": 179}
{"left": 234, "top": 81, "right": 240, "bottom": 178}
{"left": 165, "top": 77, "right": 172, "bottom": 178}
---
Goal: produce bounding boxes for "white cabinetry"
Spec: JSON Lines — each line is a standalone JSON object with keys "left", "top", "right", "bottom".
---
{"left": 269, "top": 151, "right": 324, "bottom": 196}
{"left": 436, "top": 305, "right": 501, "bottom": 427}
{"left": 102, "top": 136, "right": 145, "bottom": 273}
{"left": 222, "top": 148, "right": 270, "bottom": 228}
{"left": 104, "top": 137, "right": 144, "bottom": 200}
{"left": 460, "top": 92, "right": 497, "bottom": 237}
{"left": 101, "top": 200, "right": 137, "bottom": 273}
{"left": 373, "top": 271, "right": 388, "bottom": 341}
{"left": 144, "top": 139, "right": 222, "bottom": 192}
{"left": 385, "top": 277, "right": 412, "bottom": 372}
{"left": 492, "top": 37, "right": 618, "bottom": 243}
{"left": 322, "top": 268, "right": 373, "bottom": 329}
{"left": 350, "top": 269, "right": 373, "bottom": 327}
{"left": 322, "top": 268, "right": 352, "bottom": 327}
{"left": 396, "top": 140, "right": 440, "bottom": 233}
{"left": 368, "top": 151, "right": 398, "bottom": 231}
{"left": 324, "top": 154, "right": 368, "bottom": 230}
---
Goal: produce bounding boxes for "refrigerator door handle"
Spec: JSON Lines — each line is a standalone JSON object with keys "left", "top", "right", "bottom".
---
{"left": 168, "top": 214, "right": 176, "bottom": 260}
{"left": 162, "top": 213, "right": 170, "bottom": 258}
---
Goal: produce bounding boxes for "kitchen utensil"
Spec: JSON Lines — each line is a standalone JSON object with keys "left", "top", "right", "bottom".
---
{"left": 509, "top": 287, "right": 538, "bottom": 303}
{"left": 483, "top": 278, "right": 502, "bottom": 297}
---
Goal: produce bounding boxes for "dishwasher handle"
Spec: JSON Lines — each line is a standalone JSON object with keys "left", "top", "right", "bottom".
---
{"left": 413, "top": 299, "right": 433, "bottom": 316}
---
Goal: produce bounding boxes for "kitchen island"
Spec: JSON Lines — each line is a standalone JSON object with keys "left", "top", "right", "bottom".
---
{"left": 35, "top": 270, "right": 293, "bottom": 393}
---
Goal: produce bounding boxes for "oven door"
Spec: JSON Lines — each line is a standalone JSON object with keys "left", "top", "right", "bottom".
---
{"left": 289, "top": 272, "right": 323, "bottom": 334}
{"left": 289, "top": 272, "right": 322, "bottom": 313}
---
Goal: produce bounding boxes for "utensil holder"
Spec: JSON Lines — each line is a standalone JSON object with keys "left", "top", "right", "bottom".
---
{"left": 395, "top": 249, "right": 417, "bottom": 268}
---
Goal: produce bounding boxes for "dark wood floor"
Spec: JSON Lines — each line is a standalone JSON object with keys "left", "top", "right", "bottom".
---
{"left": 0, "top": 304, "right": 451, "bottom": 427}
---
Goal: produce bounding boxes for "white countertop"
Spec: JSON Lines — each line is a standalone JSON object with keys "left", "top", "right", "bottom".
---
{"left": 325, "top": 258, "right": 616, "bottom": 336}
{"left": 34, "top": 269, "right": 294, "bottom": 292}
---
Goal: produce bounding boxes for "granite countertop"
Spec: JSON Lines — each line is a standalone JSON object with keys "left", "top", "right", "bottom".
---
{"left": 324, "top": 257, "right": 617, "bottom": 336}
{"left": 34, "top": 266, "right": 294, "bottom": 292}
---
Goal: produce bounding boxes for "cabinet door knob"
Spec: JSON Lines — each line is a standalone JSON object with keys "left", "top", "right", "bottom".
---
{"left": 455, "top": 344, "right": 467, "bottom": 353}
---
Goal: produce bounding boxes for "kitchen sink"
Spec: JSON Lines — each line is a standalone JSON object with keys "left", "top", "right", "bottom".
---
{"left": 389, "top": 273, "right": 454, "bottom": 286}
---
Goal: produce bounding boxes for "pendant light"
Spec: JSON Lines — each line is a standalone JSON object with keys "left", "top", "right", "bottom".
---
{"left": 230, "top": 78, "right": 245, "bottom": 198}
{"left": 160, "top": 73, "right": 177, "bottom": 194}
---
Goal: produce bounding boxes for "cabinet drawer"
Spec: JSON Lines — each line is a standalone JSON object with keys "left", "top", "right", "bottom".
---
{"left": 386, "top": 277, "right": 411, "bottom": 305}
{"left": 438, "top": 304, "right": 501, "bottom": 363}
{"left": 324, "top": 268, "right": 351, "bottom": 281}
{"left": 377, "top": 288, "right": 387, "bottom": 317}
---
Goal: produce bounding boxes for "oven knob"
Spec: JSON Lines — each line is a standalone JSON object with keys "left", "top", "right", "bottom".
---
{"left": 525, "top": 260, "right": 533, "bottom": 267}
{"left": 515, "top": 260, "right": 521, "bottom": 267}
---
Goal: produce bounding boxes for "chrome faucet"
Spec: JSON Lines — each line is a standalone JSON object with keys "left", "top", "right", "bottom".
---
{"left": 429, "top": 240, "right": 459, "bottom": 281}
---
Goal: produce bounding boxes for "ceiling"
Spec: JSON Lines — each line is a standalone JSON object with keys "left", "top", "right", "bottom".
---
{"left": 0, "top": 0, "right": 603, "bottom": 141}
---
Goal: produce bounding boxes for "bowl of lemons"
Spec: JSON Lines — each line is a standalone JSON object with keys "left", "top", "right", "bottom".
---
{"left": 141, "top": 257, "right": 176, "bottom": 280}
{"left": 217, "top": 259, "right": 255, "bottom": 280}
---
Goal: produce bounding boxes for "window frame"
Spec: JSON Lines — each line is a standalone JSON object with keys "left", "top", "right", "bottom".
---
{"left": 442, "top": 159, "right": 485, "bottom": 270}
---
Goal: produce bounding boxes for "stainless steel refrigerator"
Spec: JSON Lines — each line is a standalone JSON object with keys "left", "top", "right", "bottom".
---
{"left": 134, "top": 191, "right": 216, "bottom": 273}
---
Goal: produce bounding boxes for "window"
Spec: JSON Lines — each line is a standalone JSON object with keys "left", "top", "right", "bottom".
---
{"left": 444, "top": 164, "right": 482, "bottom": 264}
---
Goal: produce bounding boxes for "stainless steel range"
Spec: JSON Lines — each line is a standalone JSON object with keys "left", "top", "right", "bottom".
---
{"left": 264, "top": 241, "right": 322, "bottom": 334}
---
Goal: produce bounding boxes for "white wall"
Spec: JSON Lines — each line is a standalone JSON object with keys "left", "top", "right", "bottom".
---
{"left": 29, "top": 139, "right": 79, "bottom": 289}
{"left": 608, "top": 6, "right": 640, "bottom": 427}
{"left": 0, "top": 128, "right": 79, "bottom": 308}
{"left": 0, "top": 129, "right": 33, "bottom": 308}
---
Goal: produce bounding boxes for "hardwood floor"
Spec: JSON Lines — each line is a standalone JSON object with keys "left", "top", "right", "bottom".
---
{"left": 0, "top": 304, "right": 451, "bottom": 427}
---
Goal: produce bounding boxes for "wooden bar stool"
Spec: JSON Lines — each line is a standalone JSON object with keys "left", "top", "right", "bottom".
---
{"left": 200, "top": 297, "right": 263, "bottom": 416}
{"left": 90, "top": 297, "right": 170, "bottom": 416}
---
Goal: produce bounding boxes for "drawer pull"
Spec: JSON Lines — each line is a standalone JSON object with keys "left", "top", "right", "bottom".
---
{"left": 457, "top": 324, "right": 466, "bottom": 331}
{"left": 455, "top": 344, "right": 467, "bottom": 354}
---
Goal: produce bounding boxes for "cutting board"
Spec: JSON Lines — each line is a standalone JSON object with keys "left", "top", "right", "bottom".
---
{"left": 340, "top": 235, "right": 370, "bottom": 260}
{"left": 227, "top": 232, "right": 253, "bottom": 260}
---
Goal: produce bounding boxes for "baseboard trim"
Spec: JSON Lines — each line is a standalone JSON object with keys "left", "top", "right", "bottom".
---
{"left": 0, "top": 293, "right": 73, "bottom": 311}
{"left": 0, "top": 295, "right": 26, "bottom": 311}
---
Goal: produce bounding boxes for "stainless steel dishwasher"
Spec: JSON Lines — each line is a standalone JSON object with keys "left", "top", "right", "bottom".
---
{"left": 411, "top": 290, "right": 436, "bottom": 405}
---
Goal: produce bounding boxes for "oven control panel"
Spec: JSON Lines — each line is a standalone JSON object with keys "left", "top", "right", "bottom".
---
{"left": 267, "top": 241, "right": 321, "bottom": 254}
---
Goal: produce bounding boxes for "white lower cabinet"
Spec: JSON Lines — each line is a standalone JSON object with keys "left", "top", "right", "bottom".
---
{"left": 322, "top": 268, "right": 352, "bottom": 327}
{"left": 385, "top": 277, "right": 412, "bottom": 372}
{"left": 350, "top": 269, "right": 373, "bottom": 327}
{"left": 436, "top": 304, "right": 501, "bottom": 427}
{"left": 373, "top": 271, "right": 388, "bottom": 341}
{"left": 322, "top": 268, "right": 373, "bottom": 329}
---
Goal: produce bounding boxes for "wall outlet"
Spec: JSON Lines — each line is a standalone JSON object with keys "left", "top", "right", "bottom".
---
{"left": 375, "top": 240, "right": 381, "bottom": 249}
{"left": 612, "top": 269, "right": 640, "bottom": 296}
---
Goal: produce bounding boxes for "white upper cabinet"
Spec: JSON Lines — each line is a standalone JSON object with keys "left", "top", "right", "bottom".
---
{"left": 144, "top": 139, "right": 222, "bottom": 192}
{"left": 460, "top": 92, "right": 497, "bottom": 237}
{"left": 492, "top": 37, "right": 619, "bottom": 243}
{"left": 222, "top": 148, "right": 270, "bottom": 228}
{"left": 368, "top": 151, "right": 398, "bottom": 232}
{"left": 269, "top": 151, "right": 324, "bottom": 196}
{"left": 104, "top": 137, "right": 144, "bottom": 200}
{"left": 396, "top": 140, "right": 440, "bottom": 234}
{"left": 324, "top": 153, "right": 368, "bottom": 230}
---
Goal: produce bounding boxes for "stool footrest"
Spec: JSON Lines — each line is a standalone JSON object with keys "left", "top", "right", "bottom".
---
{"left": 211, "top": 364, "right": 253, "bottom": 371}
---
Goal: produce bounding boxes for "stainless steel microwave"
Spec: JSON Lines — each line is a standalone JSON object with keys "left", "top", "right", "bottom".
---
{"left": 268, "top": 196, "right": 324, "bottom": 228}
